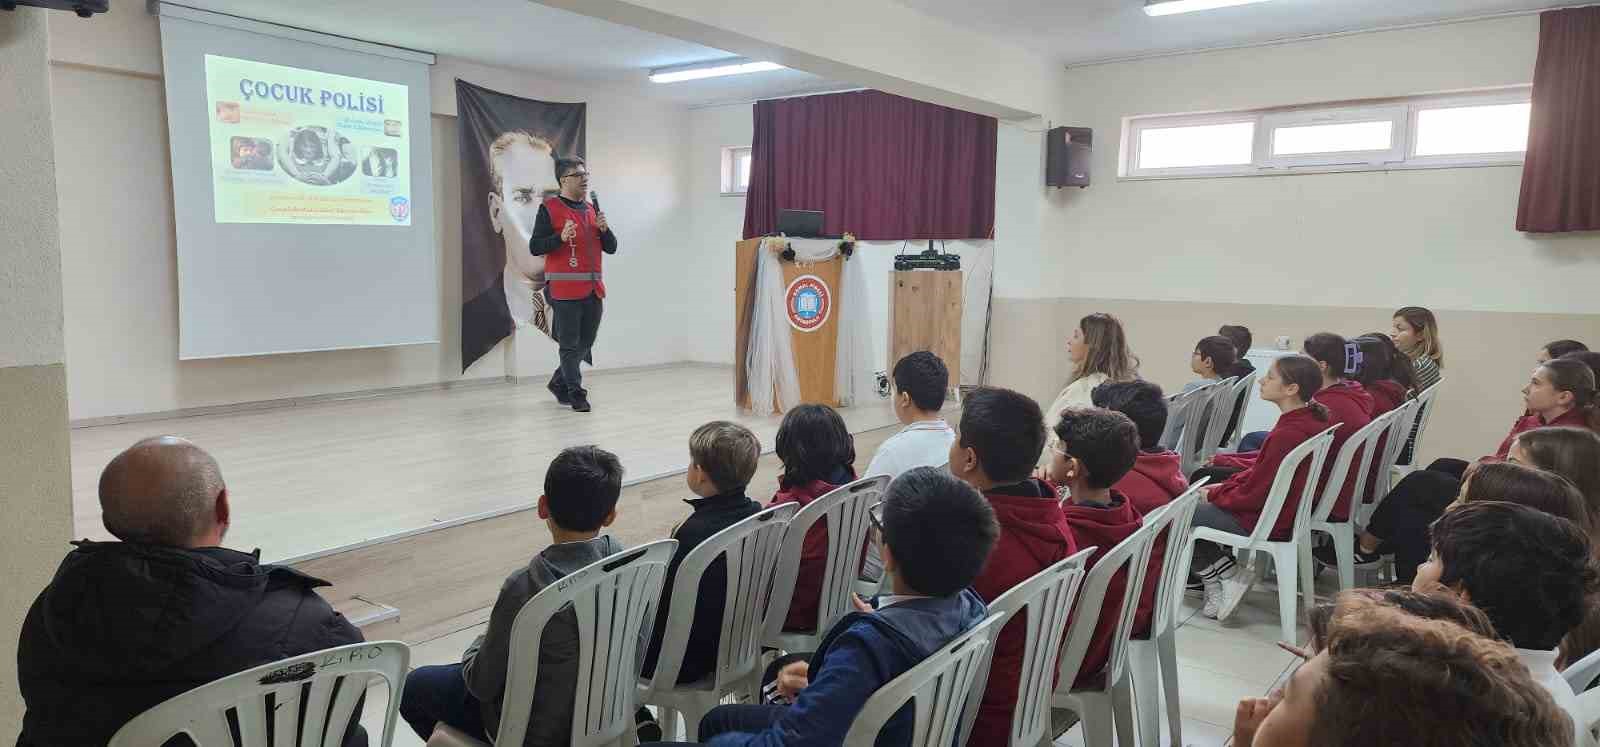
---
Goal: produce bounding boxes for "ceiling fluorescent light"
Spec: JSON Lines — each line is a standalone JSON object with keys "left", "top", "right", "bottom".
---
{"left": 649, "top": 58, "right": 784, "bottom": 83}
{"left": 1144, "top": 0, "right": 1276, "bottom": 16}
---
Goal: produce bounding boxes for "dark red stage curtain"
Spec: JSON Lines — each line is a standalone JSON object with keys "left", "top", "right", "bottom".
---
{"left": 1517, "top": 6, "right": 1600, "bottom": 233}
{"left": 742, "top": 90, "right": 997, "bottom": 241}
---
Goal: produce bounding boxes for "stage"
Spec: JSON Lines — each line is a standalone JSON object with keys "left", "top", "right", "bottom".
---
{"left": 68, "top": 363, "right": 899, "bottom": 563}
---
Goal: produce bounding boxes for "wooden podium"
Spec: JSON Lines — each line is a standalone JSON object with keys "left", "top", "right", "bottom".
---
{"left": 734, "top": 238, "right": 843, "bottom": 411}
{"left": 888, "top": 270, "right": 963, "bottom": 397}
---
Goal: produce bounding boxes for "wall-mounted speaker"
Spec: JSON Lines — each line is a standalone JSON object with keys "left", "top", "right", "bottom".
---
{"left": 1046, "top": 126, "right": 1092, "bottom": 188}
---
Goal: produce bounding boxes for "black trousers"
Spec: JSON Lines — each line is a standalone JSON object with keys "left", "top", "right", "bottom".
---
{"left": 550, "top": 293, "right": 603, "bottom": 395}
{"left": 1365, "top": 463, "right": 1464, "bottom": 583}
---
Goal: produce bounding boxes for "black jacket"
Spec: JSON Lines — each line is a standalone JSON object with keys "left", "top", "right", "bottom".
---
{"left": 641, "top": 491, "right": 762, "bottom": 684}
{"left": 16, "top": 541, "right": 365, "bottom": 747}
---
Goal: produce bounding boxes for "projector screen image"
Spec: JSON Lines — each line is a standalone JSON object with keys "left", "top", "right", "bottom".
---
{"left": 205, "top": 54, "right": 412, "bottom": 225}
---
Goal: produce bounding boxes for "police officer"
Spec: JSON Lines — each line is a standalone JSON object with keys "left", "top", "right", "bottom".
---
{"left": 528, "top": 156, "right": 616, "bottom": 412}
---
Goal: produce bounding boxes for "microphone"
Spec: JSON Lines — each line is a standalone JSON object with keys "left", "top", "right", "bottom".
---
{"left": 589, "top": 190, "right": 601, "bottom": 213}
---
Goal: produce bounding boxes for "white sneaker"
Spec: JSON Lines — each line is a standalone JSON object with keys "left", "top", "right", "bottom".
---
{"left": 1216, "top": 562, "right": 1258, "bottom": 621}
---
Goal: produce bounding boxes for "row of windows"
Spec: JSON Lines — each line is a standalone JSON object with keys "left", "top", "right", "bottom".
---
{"left": 1124, "top": 88, "right": 1531, "bottom": 178}
{"left": 718, "top": 88, "right": 1532, "bottom": 190}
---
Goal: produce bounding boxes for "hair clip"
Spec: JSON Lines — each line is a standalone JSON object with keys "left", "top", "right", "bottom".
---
{"left": 1344, "top": 342, "right": 1365, "bottom": 375}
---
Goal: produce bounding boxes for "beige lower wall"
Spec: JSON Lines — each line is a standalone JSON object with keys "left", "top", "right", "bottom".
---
{"left": 987, "top": 296, "right": 1600, "bottom": 466}
{"left": 0, "top": 363, "right": 74, "bottom": 734}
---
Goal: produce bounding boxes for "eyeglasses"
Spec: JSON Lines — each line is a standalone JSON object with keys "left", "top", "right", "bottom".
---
{"left": 868, "top": 503, "right": 884, "bottom": 534}
{"left": 561, "top": 171, "right": 590, "bottom": 180}
{"left": 1051, "top": 444, "right": 1072, "bottom": 457}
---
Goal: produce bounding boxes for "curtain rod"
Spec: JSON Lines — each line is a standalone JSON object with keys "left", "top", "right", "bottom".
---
{"left": 689, "top": 87, "right": 869, "bottom": 111}
{"left": 1064, "top": 2, "right": 1600, "bottom": 69}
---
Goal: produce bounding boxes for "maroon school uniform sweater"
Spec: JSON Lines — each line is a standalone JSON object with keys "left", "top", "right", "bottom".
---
{"left": 1209, "top": 407, "right": 1330, "bottom": 538}
{"left": 1313, "top": 381, "right": 1374, "bottom": 522}
{"left": 1061, "top": 491, "right": 1152, "bottom": 689}
{"left": 969, "top": 479, "right": 1077, "bottom": 747}
{"left": 769, "top": 468, "right": 856, "bottom": 632}
{"left": 1115, "top": 451, "right": 1187, "bottom": 515}
{"left": 1492, "top": 408, "right": 1594, "bottom": 460}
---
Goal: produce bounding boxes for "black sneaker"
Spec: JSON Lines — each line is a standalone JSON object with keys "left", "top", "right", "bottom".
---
{"left": 634, "top": 707, "right": 662, "bottom": 741}
{"left": 547, "top": 379, "right": 570, "bottom": 405}
{"left": 570, "top": 389, "right": 591, "bottom": 413}
{"left": 1312, "top": 542, "right": 1381, "bottom": 569}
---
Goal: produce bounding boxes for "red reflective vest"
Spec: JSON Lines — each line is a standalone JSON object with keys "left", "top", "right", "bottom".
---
{"left": 542, "top": 196, "right": 606, "bottom": 301}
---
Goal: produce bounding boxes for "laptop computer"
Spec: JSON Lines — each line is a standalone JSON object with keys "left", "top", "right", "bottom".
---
{"left": 777, "top": 209, "right": 827, "bottom": 238}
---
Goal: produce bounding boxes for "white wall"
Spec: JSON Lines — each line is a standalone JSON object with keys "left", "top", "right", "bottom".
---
{"left": 1025, "top": 14, "right": 1600, "bottom": 312}
{"left": 684, "top": 104, "right": 755, "bottom": 364}
{"left": 49, "top": 5, "right": 699, "bottom": 419}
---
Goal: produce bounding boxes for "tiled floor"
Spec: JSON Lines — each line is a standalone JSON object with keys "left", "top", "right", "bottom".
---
{"left": 359, "top": 564, "right": 1334, "bottom": 746}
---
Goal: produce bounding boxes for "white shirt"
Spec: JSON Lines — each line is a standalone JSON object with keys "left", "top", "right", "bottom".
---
{"left": 865, "top": 419, "right": 955, "bottom": 479}
{"left": 1518, "top": 647, "right": 1592, "bottom": 746}
{"left": 1041, "top": 373, "right": 1110, "bottom": 464}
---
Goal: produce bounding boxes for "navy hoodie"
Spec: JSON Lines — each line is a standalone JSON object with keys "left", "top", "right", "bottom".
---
{"left": 707, "top": 589, "right": 988, "bottom": 746}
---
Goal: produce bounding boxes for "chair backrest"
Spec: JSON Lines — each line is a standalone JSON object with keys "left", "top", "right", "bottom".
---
{"left": 1052, "top": 513, "right": 1161, "bottom": 695}
{"left": 1220, "top": 370, "right": 1260, "bottom": 449}
{"left": 641, "top": 504, "right": 798, "bottom": 697}
{"left": 959, "top": 547, "right": 1095, "bottom": 747}
{"left": 1147, "top": 483, "right": 1207, "bottom": 634}
{"left": 1255, "top": 425, "right": 1339, "bottom": 544}
{"left": 1398, "top": 383, "right": 1442, "bottom": 466}
{"left": 1566, "top": 648, "right": 1600, "bottom": 693}
{"left": 1170, "top": 381, "right": 1223, "bottom": 467}
{"left": 1159, "top": 383, "right": 1211, "bottom": 451}
{"left": 843, "top": 612, "right": 1006, "bottom": 747}
{"left": 109, "top": 641, "right": 410, "bottom": 747}
{"left": 1377, "top": 399, "right": 1420, "bottom": 488}
{"left": 1308, "top": 412, "right": 1394, "bottom": 525}
{"left": 1190, "top": 377, "right": 1240, "bottom": 471}
{"left": 497, "top": 540, "right": 676, "bottom": 747}
{"left": 763, "top": 475, "right": 889, "bottom": 643}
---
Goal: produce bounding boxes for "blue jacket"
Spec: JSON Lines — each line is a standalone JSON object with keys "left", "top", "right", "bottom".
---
{"left": 709, "top": 589, "right": 988, "bottom": 747}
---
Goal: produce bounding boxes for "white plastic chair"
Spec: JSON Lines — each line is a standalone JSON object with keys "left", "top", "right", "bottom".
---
{"left": 1130, "top": 483, "right": 1205, "bottom": 747}
{"left": 1357, "top": 398, "right": 1421, "bottom": 528}
{"left": 1308, "top": 412, "right": 1394, "bottom": 593}
{"left": 1187, "top": 377, "right": 1240, "bottom": 474}
{"left": 1220, "top": 371, "right": 1260, "bottom": 451}
{"left": 1164, "top": 382, "right": 1221, "bottom": 468}
{"left": 1047, "top": 511, "right": 1163, "bottom": 747}
{"left": 958, "top": 547, "right": 1095, "bottom": 747}
{"left": 110, "top": 641, "right": 410, "bottom": 747}
{"left": 433, "top": 540, "right": 676, "bottom": 747}
{"left": 635, "top": 504, "right": 798, "bottom": 741}
{"left": 1567, "top": 649, "right": 1600, "bottom": 693}
{"left": 842, "top": 612, "right": 1005, "bottom": 747}
{"left": 764, "top": 475, "right": 889, "bottom": 654}
{"left": 1186, "top": 424, "right": 1338, "bottom": 644}
{"left": 1391, "top": 382, "right": 1442, "bottom": 478}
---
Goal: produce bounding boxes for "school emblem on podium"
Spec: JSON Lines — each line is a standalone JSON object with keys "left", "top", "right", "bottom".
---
{"left": 785, "top": 275, "right": 831, "bottom": 332}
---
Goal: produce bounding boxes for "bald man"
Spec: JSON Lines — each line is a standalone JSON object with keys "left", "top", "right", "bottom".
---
{"left": 16, "top": 437, "right": 367, "bottom": 747}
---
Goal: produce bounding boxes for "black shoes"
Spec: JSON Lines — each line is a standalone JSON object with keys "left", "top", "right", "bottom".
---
{"left": 570, "top": 388, "right": 592, "bottom": 413}
{"left": 1312, "top": 542, "right": 1382, "bottom": 569}
{"left": 547, "top": 379, "right": 571, "bottom": 405}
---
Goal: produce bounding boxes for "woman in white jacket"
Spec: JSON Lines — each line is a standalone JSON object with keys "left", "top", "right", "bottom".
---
{"left": 1042, "top": 313, "right": 1139, "bottom": 458}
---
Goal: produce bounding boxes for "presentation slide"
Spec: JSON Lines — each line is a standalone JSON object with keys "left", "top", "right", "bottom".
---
{"left": 205, "top": 54, "right": 412, "bottom": 225}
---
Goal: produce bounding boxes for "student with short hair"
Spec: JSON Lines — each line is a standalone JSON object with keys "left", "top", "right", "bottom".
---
{"left": 1048, "top": 408, "right": 1158, "bottom": 687}
{"left": 1160, "top": 335, "right": 1237, "bottom": 449}
{"left": 1190, "top": 356, "right": 1331, "bottom": 620}
{"left": 1234, "top": 591, "right": 1575, "bottom": 747}
{"left": 1417, "top": 501, "right": 1600, "bottom": 746}
{"left": 1542, "top": 339, "right": 1590, "bottom": 363}
{"left": 949, "top": 387, "right": 1078, "bottom": 746}
{"left": 402, "top": 446, "right": 632, "bottom": 746}
{"left": 1218, "top": 325, "right": 1256, "bottom": 378}
{"left": 770, "top": 404, "right": 859, "bottom": 633}
{"left": 641, "top": 422, "right": 763, "bottom": 685}
{"left": 1043, "top": 314, "right": 1138, "bottom": 461}
{"left": 1093, "top": 380, "right": 1188, "bottom": 514}
{"left": 660, "top": 467, "right": 999, "bottom": 747}
{"left": 864, "top": 351, "right": 954, "bottom": 479}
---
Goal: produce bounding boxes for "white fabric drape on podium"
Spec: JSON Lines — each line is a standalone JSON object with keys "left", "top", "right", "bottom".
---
{"left": 745, "top": 237, "right": 875, "bottom": 413}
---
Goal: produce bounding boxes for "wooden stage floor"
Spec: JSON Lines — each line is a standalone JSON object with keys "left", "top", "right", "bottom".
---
{"left": 68, "top": 363, "right": 898, "bottom": 563}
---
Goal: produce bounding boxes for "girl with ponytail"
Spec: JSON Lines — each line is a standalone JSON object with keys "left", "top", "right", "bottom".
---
{"left": 1300, "top": 333, "right": 1375, "bottom": 522}
{"left": 1188, "top": 355, "right": 1331, "bottom": 620}
{"left": 1491, "top": 357, "right": 1600, "bottom": 459}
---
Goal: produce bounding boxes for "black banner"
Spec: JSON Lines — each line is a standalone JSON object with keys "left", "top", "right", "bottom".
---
{"left": 457, "top": 79, "right": 586, "bottom": 371}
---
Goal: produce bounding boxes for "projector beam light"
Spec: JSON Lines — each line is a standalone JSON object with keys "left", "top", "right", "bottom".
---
{"left": 1144, "top": 0, "right": 1276, "bottom": 16}
{"left": 649, "top": 59, "right": 784, "bottom": 83}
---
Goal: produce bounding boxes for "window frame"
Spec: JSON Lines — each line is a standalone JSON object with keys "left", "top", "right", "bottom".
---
{"left": 721, "top": 145, "right": 752, "bottom": 195}
{"left": 1120, "top": 86, "right": 1532, "bottom": 181}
